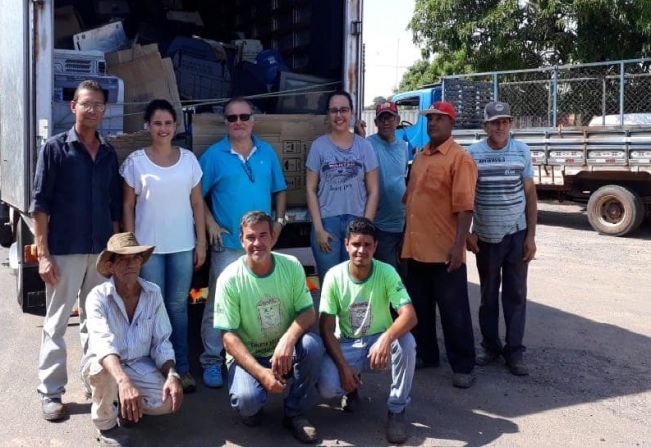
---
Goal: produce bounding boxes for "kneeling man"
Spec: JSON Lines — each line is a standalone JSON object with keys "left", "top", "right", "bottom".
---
{"left": 318, "top": 218, "right": 417, "bottom": 445}
{"left": 82, "top": 232, "right": 183, "bottom": 446}
{"left": 214, "top": 211, "right": 324, "bottom": 443}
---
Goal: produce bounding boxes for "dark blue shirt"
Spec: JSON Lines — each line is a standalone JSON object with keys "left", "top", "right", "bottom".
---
{"left": 29, "top": 127, "right": 122, "bottom": 255}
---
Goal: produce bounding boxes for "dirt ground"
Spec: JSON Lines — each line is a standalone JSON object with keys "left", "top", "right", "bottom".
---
{"left": 1, "top": 202, "right": 650, "bottom": 446}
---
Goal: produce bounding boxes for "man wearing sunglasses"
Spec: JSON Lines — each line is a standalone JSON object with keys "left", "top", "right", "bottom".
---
{"left": 198, "top": 97, "right": 288, "bottom": 389}
{"left": 31, "top": 79, "right": 122, "bottom": 421}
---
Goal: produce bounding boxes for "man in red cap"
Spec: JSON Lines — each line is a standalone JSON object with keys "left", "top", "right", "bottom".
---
{"left": 401, "top": 102, "right": 478, "bottom": 388}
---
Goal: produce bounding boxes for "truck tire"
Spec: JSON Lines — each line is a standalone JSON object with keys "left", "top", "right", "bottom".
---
{"left": 586, "top": 185, "right": 644, "bottom": 236}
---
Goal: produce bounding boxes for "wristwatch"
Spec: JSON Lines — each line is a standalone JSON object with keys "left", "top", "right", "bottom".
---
{"left": 167, "top": 371, "right": 181, "bottom": 381}
{"left": 276, "top": 215, "right": 288, "bottom": 227}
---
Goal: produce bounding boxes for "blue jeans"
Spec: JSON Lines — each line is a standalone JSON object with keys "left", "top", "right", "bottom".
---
{"left": 476, "top": 230, "right": 528, "bottom": 362}
{"left": 200, "top": 247, "right": 244, "bottom": 368}
{"left": 318, "top": 332, "right": 416, "bottom": 413}
{"left": 310, "top": 214, "right": 357, "bottom": 279}
{"left": 374, "top": 229, "right": 403, "bottom": 270}
{"left": 227, "top": 333, "right": 324, "bottom": 417}
{"left": 140, "top": 250, "right": 194, "bottom": 374}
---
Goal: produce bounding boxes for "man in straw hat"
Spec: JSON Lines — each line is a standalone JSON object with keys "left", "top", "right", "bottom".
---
{"left": 81, "top": 232, "right": 183, "bottom": 446}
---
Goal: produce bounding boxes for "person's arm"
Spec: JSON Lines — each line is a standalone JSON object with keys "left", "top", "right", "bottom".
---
{"left": 523, "top": 178, "right": 538, "bottom": 262}
{"left": 159, "top": 359, "right": 183, "bottom": 413}
{"left": 272, "top": 190, "right": 287, "bottom": 246}
{"left": 122, "top": 181, "right": 136, "bottom": 233}
{"left": 319, "top": 313, "right": 361, "bottom": 393}
{"left": 101, "top": 354, "right": 144, "bottom": 422}
{"left": 306, "top": 170, "right": 333, "bottom": 253}
{"left": 190, "top": 184, "right": 206, "bottom": 269}
{"left": 110, "top": 153, "right": 123, "bottom": 232}
{"left": 223, "top": 331, "right": 286, "bottom": 394}
{"left": 367, "top": 304, "right": 417, "bottom": 369}
{"left": 270, "top": 307, "right": 315, "bottom": 377}
{"left": 363, "top": 169, "right": 379, "bottom": 221}
{"left": 204, "top": 199, "right": 229, "bottom": 248}
{"left": 33, "top": 211, "right": 59, "bottom": 286}
{"left": 448, "top": 210, "right": 473, "bottom": 272}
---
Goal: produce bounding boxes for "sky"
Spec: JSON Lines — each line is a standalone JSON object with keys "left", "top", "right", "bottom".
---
{"left": 363, "top": 0, "right": 422, "bottom": 106}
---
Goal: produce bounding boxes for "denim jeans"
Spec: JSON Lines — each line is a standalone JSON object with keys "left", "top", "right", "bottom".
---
{"left": 227, "top": 333, "right": 324, "bottom": 417}
{"left": 476, "top": 230, "right": 528, "bottom": 362}
{"left": 200, "top": 247, "right": 244, "bottom": 368}
{"left": 407, "top": 260, "right": 476, "bottom": 373}
{"left": 318, "top": 332, "right": 416, "bottom": 413}
{"left": 310, "top": 214, "right": 357, "bottom": 279}
{"left": 140, "top": 250, "right": 194, "bottom": 374}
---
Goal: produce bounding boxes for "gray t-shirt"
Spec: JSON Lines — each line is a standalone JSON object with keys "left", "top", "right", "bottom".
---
{"left": 306, "top": 134, "right": 379, "bottom": 218}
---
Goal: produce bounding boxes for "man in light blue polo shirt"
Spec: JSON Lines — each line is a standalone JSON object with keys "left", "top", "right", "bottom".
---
{"left": 467, "top": 101, "right": 538, "bottom": 376}
{"left": 366, "top": 102, "right": 409, "bottom": 271}
{"left": 198, "top": 97, "right": 288, "bottom": 388}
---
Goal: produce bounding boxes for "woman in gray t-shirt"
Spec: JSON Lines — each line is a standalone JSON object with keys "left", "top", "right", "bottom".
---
{"left": 306, "top": 91, "right": 379, "bottom": 278}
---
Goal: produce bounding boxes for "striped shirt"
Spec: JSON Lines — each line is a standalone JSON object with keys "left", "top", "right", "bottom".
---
{"left": 468, "top": 138, "right": 534, "bottom": 243}
{"left": 83, "top": 277, "right": 175, "bottom": 375}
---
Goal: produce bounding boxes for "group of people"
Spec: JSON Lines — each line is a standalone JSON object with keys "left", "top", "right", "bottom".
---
{"left": 31, "top": 79, "right": 536, "bottom": 446}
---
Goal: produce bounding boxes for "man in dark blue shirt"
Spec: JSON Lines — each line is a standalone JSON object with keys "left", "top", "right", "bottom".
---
{"left": 31, "top": 80, "right": 122, "bottom": 421}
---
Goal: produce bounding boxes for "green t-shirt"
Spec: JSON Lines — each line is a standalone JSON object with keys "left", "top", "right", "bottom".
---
{"left": 214, "top": 253, "right": 314, "bottom": 359}
{"left": 319, "top": 259, "right": 411, "bottom": 339}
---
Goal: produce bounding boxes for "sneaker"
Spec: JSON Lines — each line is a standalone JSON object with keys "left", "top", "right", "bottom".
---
{"left": 180, "top": 373, "right": 197, "bottom": 393}
{"left": 97, "top": 426, "right": 130, "bottom": 447}
{"left": 282, "top": 415, "right": 318, "bottom": 444}
{"left": 202, "top": 364, "right": 224, "bottom": 388}
{"left": 386, "top": 410, "right": 408, "bottom": 444}
{"left": 475, "top": 349, "right": 500, "bottom": 366}
{"left": 507, "top": 359, "right": 530, "bottom": 376}
{"left": 452, "top": 373, "right": 476, "bottom": 389}
{"left": 341, "top": 390, "right": 360, "bottom": 413}
{"left": 41, "top": 396, "right": 66, "bottom": 421}
{"left": 241, "top": 409, "right": 263, "bottom": 427}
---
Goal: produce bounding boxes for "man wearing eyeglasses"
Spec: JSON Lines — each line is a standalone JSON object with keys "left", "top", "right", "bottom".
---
{"left": 198, "top": 97, "right": 288, "bottom": 389}
{"left": 31, "top": 79, "right": 122, "bottom": 421}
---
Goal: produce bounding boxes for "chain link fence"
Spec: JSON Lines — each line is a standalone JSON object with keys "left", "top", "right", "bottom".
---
{"left": 442, "top": 59, "right": 651, "bottom": 129}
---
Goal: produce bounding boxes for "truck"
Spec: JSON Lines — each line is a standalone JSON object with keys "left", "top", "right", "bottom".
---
{"left": 390, "top": 59, "right": 651, "bottom": 238}
{"left": 0, "top": 0, "right": 364, "bottom": 314}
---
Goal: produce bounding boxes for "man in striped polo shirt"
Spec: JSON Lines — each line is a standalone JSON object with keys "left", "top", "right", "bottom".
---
{"left": 466, "top": 101, "right": 538, "bottom": 376}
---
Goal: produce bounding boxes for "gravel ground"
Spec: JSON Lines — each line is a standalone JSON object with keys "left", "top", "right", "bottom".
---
{"left": 1, "top": 201, "right": 650, "bottom": 446}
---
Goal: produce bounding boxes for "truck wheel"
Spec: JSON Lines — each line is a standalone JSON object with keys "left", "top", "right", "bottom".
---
{"left": 586, "top": 185, "right": 644, "bottom": 236}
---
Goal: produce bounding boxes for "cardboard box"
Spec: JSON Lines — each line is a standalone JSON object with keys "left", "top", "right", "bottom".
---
{"left": 73, "top": 20, "right": 129, "bottom": 53}
{"left": 191, "top": 114, "right": 328, "bottom": 206}
{"left": 106, "top": 44, "right": 183, "bottom": 133}
{"left": 106, "top": 130, "right": 152, "bottom": 165}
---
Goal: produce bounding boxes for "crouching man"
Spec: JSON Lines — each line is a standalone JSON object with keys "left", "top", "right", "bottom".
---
{"left": 214, "top": 211, "right": 324, "bottom": 444}
{"left": 81, "top": 232, "right": 183, "bottom": 446}
{"left": 317, "top": 218, "right": 417, "bottom": 445}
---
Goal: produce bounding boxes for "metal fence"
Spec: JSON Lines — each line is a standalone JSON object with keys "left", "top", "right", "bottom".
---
{"left": 441, "top": 58, "right": 651, "bottom": 128}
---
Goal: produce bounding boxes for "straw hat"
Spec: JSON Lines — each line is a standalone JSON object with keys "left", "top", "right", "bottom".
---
{"left": 96, "top": 232, "right": 154, "bottom": 278}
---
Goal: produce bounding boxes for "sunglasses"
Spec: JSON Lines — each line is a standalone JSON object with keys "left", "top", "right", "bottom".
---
{"left": 241, "top": 159, "right": 255, "bottom": 183}
{"left": 225, "top": 113, "right": 253, "bottom": 123}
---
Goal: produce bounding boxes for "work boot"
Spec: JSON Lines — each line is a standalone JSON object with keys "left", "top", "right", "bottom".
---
{"left": 507, "top": 358, "right": 530, "bottom": 376}
{"left": 41, "top": 396, "right": 66, "bottom": 421}
{"left": 386, "top": 410, "right": 408, "bottom": 444}
{"left": 282, "top": 415, "right": 318, "bottom": 444}
{"left": 97, "top": 426, "right": 130, "bottom": 446}
{"left": 452, "top": 373, "right": 476, "bottom": 389}
{"left": 475, "top": 349, "right": 500, "bottom": 366}
{"left": 341, "top": 390, "right": 360, "bottom": 413}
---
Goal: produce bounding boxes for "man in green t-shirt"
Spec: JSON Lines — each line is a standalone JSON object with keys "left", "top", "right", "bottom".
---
{"left": 317, "top": 218, "right": 417, "bottom": 445}
{"left": 214, "top": 211, "right": 324, "bottom": 444}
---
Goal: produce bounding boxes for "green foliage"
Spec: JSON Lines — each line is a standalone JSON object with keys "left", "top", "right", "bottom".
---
{"left": 401, "top": 0, "right": 651, "bottom": 89}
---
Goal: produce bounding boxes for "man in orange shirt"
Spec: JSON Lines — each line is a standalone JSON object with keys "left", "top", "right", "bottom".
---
{"left": 402, "top": 102, "right": 478, "bottom": 388}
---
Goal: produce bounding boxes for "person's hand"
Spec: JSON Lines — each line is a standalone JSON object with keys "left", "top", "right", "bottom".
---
{"left": 38, "top": 255, "right": 59, "bottom": 286}
{"left": 338, "top": 365, "right": 362, "bottom": 393}
{"left": 194, "top": 241, "right": 206, "bottom": 270}
{"left": 466, "top": 234, "right": 479, "bottom": 254}
{"left": 316, "top": 228, "right": 334, "bottom": 253}
{"left": 354, "top": 120, "right": 367, "bottom": 137}
{"left": 523, "top": 234, "right": 537, "bottom": 262}
{"left": 162, "top": 374, "right": 183, "bottom": 412}
{"left": 368, "top": 333, "right": 392, "bottom": 370}
{"left": 118, "top": 378, "right": 143, "bottom": 422}
{"left": 259, "top": 368, "right": 286, "bottom": 394}
{"left": 271, "top": 333, "right": 295, "bottom": 378}
{"left": 271, "top": 222, "right": 283, "bottom": 247}
{"left": 207, "top": 220, "right": 230, "bottom": 249}
{"left": 446, "top": 242, "right": 465, "bottom": 272}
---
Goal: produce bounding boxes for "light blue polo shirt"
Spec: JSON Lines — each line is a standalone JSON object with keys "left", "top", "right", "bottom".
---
{"left": 200, "top": 135, "right": 287, "bottom": 249}
{"left": 367, "top": 133, "right": 408, "bottom": 232}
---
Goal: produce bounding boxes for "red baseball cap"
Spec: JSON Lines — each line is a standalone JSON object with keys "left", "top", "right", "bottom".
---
{"left": 420, "top": 101, "right": 457, "bottom": 120}
{"left": 375, "top": 101, "right": 399, "bottom": 117}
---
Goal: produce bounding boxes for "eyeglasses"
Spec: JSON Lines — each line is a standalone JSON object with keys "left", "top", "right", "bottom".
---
{"left": 328, "top": 107, "right": 351, "bottom": 115}
{"left": 241, "top": 159, "right": 255, "bottom": 183}
{"left": 76, "top": 102, "right": 106, "bottom": 112}
{"left": 225, "top": 113, "right": 253, "bottom": 123}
